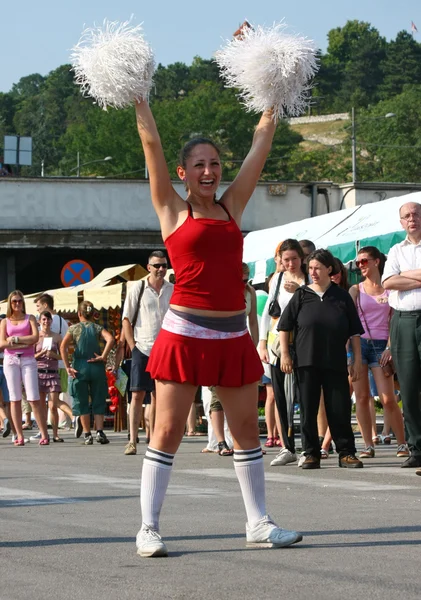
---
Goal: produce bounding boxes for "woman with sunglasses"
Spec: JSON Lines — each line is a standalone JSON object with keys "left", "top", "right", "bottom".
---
{"left": 349, "top": 247, "right": 408, "bottom": 459}
{"left": 35, "top": 310, "right": 73, "bottom": 443}
{"left": 0, "top": 290, "right": 49, "bottom": 445}
{"left": 134, "top": 98, "right": 302, "bottom": 558}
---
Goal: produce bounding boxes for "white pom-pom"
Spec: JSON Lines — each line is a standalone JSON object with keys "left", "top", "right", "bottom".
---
{"left": 70, "top": 18, "right": 155, "bottom": 110}
{"left": 215, "top": 22, "right": 318, "bottom": 119}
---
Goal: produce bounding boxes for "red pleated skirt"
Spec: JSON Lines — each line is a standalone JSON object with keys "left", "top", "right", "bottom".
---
{"left": 147, "top": 328, "right": 263, "bottom": 387}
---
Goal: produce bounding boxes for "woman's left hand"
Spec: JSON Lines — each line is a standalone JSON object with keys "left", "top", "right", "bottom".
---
{"left": 349, "top": 360, "right": 362, "bottom": 382}
{"left": 379, "top": 348, "right": 392, "bottom": 367}
{"left": 87, "top": 353, "right": 105, "bottom": 363}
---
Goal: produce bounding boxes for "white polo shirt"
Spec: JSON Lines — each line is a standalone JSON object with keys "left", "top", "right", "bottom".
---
{"left": 382, "top": 237, "right": 421, "bottom": 311}
{"left": 122, "top": 278, "right": 174, "bottom": 356}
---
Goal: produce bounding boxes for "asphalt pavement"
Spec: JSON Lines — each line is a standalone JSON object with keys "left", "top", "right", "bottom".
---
{"left": 1, "top": 431, "right": 420, "bottom": 600}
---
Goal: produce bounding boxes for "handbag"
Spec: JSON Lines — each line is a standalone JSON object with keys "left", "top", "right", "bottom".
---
{"left": 268, "top": 273, "right": 283, "bottom": 318}
{"left": 356, "top": 286, "right": 395, "bottom": 378}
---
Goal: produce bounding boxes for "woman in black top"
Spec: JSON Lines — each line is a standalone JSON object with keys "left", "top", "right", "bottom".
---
{"left": 277, "top": 249, "right": 364, "bottom": 469}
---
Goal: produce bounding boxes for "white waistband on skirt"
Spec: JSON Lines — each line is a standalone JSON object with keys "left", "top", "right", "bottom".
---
{"left": 161, "top": 310, "right": 248, "bottom": 340}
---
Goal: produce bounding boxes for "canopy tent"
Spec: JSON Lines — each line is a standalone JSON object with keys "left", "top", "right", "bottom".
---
{"left": 243, "top": 206, "right": 359, "bottom": 282}
{"left": 0, "top": 264, "right": 148, "bottom": 315}
{"left": 50, "top": 264, "right": 148, "bottom": 312}
{"left": 244, "top": 191, "right": 421, "bottom": 283}
{"left": 315, "top": 193, "right": 421, "bottom": 264}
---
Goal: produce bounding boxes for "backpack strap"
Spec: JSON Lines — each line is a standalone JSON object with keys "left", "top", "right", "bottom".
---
{"left": 131, "top": 281, "right": 146, "bottom": 329}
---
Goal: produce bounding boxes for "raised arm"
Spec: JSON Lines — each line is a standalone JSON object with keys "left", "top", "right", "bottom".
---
{"left": 221, "top": 110, "right": 276, "bottom": 222}
{"left": 135, "top": 100, "right": 185, "bottom": 227}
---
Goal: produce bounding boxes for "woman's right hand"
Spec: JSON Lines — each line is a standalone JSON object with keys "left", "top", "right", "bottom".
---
{"left": 258, "top": 343, "right": 269, "bottom": 364}
{"left": 280, "top": 354, "right": 293, "bottom": 374}
{"left": 66, "top": 367, "right": 78, "bottom": 378}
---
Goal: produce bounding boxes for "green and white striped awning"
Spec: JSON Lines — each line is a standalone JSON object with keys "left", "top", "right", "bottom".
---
{"left": 244, "top": 192, "right": 421, "bottom": 283}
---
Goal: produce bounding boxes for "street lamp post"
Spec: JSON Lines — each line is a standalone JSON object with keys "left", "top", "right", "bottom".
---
{"left": 70, "top": 153, "right": 113, "bottom": 177}
{"left": 351, "top": 107, "right": 395, "bottom": 184}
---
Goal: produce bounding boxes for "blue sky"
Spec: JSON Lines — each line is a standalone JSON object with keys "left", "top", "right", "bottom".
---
{"left": 1, "top": 0, "right": 420, "bottom": 93}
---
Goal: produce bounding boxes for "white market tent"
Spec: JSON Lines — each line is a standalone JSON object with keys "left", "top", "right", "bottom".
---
{"left": 0, "top": 264, "right": 148, "bottom": 315}
{"left": 244, "top": 191, "right": 421, "bottom": 283}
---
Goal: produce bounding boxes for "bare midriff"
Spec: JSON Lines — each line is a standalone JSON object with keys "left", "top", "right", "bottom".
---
{"left": 170, "top": 304, "right": 245, "bottom": 318}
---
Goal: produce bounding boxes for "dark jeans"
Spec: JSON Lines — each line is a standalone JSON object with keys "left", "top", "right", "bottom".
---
{"left": 296, "top": 366, "right": 356, "bottom": 459}
{"left": 270, "top": 364, "right": 296, "bottom": 454}
{"left": 390, "top": 311, "right": 421, "bottom": 457}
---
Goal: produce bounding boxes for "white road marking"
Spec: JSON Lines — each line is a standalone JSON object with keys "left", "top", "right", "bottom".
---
{"left": 179, "top": 468, "right": 418, "bottom": 492}
{"left": 0, "top": 486, "right": 84, "bottom": 506}
{"left": 52, "top": 474, "right": 237, "bottom": 497}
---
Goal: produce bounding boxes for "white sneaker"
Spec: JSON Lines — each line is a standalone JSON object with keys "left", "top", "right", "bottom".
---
{"left": 298, "top": 452, "right": 307, "bottom": 467}
{"left": 136, "top": 526, "right": 168, "bottom": 558}
{"left": 246, "top": 515, "right": 303, "bottom": 548}
{"left": 30, "top": 432, "right": 42, "bottom": 442}
{"left": 270, "top": 448, "right": 297, "bottom": 466}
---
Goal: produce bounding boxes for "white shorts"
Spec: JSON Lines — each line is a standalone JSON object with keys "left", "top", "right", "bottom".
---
{"left": 3, "top": 355, "right": 40, "bottom": 402}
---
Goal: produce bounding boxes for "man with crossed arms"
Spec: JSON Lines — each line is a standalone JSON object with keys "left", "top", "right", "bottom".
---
{"left": 383, "top": 201, "right": 421, "bottom": 474}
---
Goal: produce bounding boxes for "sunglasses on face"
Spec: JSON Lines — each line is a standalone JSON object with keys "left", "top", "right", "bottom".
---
{"left": 149, "top": 263, "right": 168, "bottom": 269}
{"left": 355, "top": 258, "right": 373, "bottom": 268}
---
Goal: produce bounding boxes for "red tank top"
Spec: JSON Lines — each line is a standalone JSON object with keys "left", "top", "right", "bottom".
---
{"left": 166, "top": 202, "right": 246, "bottom": 311}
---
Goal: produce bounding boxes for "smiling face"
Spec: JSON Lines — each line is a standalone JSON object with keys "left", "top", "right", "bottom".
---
{"left": 177, "top": 143, "right": 222, "bottom": 199}
{"left": 356, "top": 252, "right": 378, "bottom": 278}
{"left": 39, "top": 314, "right": 52, "bottom": 331}
{"left": 309, "top": 259, "right": 332, "bottom": 286}
{"left": 147, "top": 257, "right": 168, "bottom": 282}
{"left": 10, "top": 294, "right": 24, "bottom": 315}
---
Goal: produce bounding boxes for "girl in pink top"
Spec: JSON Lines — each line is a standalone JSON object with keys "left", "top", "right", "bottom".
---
{"left": 0, "top": 290, "right": 49, "bottom": 445}
{"left": 349, "top": 247, "right": 407, "bottom": 459}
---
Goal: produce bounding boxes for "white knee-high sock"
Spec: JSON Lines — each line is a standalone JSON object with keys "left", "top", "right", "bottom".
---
{"left": 140, "top": 447, "right": 174, "bottom": 531}
{"left": 234, "top": 447, "right": 267, "bottom": 527}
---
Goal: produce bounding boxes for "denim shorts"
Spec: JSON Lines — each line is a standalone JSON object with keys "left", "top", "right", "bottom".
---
{"left": 360, "top": 338, "right": 388, "bottom": 368}
{"left": 0, "top": 367, "right": 10, "bottom": 402}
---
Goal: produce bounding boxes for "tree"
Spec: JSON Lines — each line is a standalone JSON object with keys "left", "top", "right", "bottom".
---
{"left": 352, "top": 86, "right": 421, "bottom": 182}
{"left": 0, "top": 92, "right": 16, "bottom": 133}
{"left": 380, "top": 31, "right": 421, "bottom": 99}
{"left": 10, "top": 74, "right": 45, "bottom": 99}
{"left": 323, "top": 20, "right": 386, "bottom": 109}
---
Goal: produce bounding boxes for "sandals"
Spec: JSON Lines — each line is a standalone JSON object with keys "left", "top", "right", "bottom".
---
{"left": 320, "top": 449, "right": 329, "bottom": 459}
{"left": 39, "top": 438, "right": 50, "bottom": 446}
{"left": 218, "top": 441, "right": 233, "bottom": 456}
{"left": 372, "top": 436, "right": 381, "bottom": 445}
{"left": 14, "top": 438, "right": 25, "bottom": 446}
{"left": 53, "top": 437, "right": 64, "bottom": 443}
{"left": 264, "top": 437, "right": 275, "bottom": 448}
{"left": 379, "top": 435, "right": 391, "bottom": 445}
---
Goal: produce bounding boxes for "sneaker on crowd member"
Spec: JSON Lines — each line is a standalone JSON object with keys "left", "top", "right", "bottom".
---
{"left": 339, "top": 454, "right": 363, "bottom": 468}
{"left": 96, "top": 430, "right": 109, "bottom": 445}
{"left": 301, "top": 455, "right": 321, "bottom": 470}
{"left": 270, "top": 448, "right": 297, "bottom": 467}
{"left": 359, "top": 446, "right": 375, "bottom": 459}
